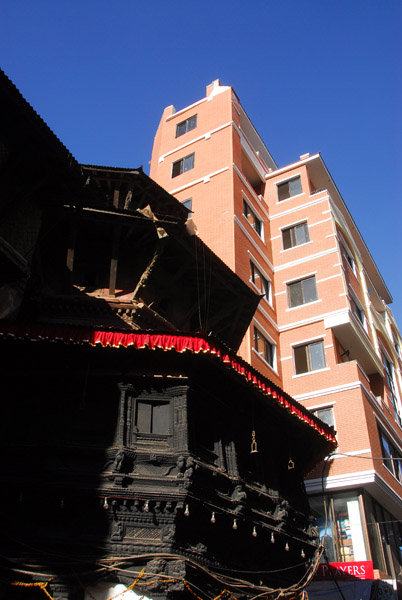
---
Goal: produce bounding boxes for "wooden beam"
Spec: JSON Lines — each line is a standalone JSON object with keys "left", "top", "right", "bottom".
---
{"left": 108, "top": 224, "right": 121, "bottom": 297}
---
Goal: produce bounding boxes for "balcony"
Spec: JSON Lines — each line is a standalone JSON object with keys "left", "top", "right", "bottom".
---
{"left": 325, "top": 308, "right": 383, "bottom": 376}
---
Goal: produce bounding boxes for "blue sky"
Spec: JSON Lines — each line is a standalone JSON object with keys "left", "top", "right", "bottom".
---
{"left": 2, "top": 0, "right": 402, "bottom": 325}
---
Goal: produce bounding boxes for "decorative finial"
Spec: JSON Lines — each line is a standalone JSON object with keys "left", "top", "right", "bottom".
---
{"left": 251, "top": 430, "right": 258, "bottom": 454}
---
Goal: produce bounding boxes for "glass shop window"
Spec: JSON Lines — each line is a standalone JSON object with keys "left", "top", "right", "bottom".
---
{"left": 310, "top": 492, "right": 368, "bottom": 563}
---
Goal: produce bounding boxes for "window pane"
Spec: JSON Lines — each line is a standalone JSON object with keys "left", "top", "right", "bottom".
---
{"left": 254, "top": 328, "right": 274, "bottom": 366}
{"left": 310, "top": 495, "right": 337, "bottom": 562}
{"left": 278, "top": 181, "right": 290, "bottom": 201}
{"left": 182, "top": 198, "right": 192, "bottom": 211}
{"left": 288, "top": 281, "right": 303, "bottom": 307}
{"left": 309, "top": 341, "right": 326, "bottom": 371}
{"left": 333, "top": 494, "right": 367, "bottom": 561}
{"left": 137, "top": 401, "right": 152, "bottom": 432}
{"left": 176, "top": 121, "right": 186, "bottom": 137}
{"left": 294, "top": 345, "right": 308, "bottom": 374}
{"left": 302, "top": 276, "right": 317, "bottom": 303}
{"left": 152, "top": 402, "right": 170, "bottom": 434}
{"left": 172, "top": 160, "right": 182, "bottom": 177}
{"left": 265, "top": 342, "right": 273, "bottom": 365}
{"left": 254, "top": 329, "right": 264, "bottom": 355}
{"left": 187, "top": 115, "right": 197, "bottom": 131}
{"left": 315, "top": 407, "right": 334, "bottom": 427}
{"left": 380, "top": 432, "right": 395, "bottom": 476}
{"left": 282, "top": 228, "right": 292, "bottom": 249}
{"left": 183, "top": 154, "right": 194, "bottom": 172}
{"left": 289, "top": 177, "right": 302, "bottom": 196}
{"left": 295, "top": 223, "right": 309, "bottom": 245}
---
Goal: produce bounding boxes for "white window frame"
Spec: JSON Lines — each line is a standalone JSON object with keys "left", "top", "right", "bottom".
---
{"left": 249, "top": 259, "right": 272, "bottom": 305}
{"left": 293, "top": 339, "right": 327, "bottom": 376}
{"left": 276, "top": 174, "right": 303, "bottom": 202}
{"left": 287, "top": 275, "right": 318, "bottom": 308}
{"left": 350, "top": 292, "right": 367, "bottom": 332}
{"left": 171, "top": 153, "right": 195, "bottom": 178}
{"left": 252, "top": 322, "right": 277, "bottom": 372}
{"left": 243, "top": 198, "right": 264, "bottom": 240}
{"left": 338, "top": 234, "right": 357, "bottom": 276}
{"left": 281, "top": 220, "right": 310, "bottom": 250}
{"left": 176, "top": 114, "right": 197, "bottom": 138}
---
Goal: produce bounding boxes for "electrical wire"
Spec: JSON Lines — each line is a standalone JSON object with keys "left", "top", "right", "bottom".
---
{"left": 332, "top": 451, "right": 401, "bottom": 461}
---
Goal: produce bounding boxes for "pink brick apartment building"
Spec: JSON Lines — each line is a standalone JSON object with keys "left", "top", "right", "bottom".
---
{"left": 150, "top": 80, "right": 402, "bottom": 587}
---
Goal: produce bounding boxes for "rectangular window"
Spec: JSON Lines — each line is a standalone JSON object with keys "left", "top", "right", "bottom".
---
{"left": 312, "top": 406, "right": 335, "bottom": 428}
{"left": 294, "top": 340, "right": 326, "bottom": 374}
{"left": 310, "top": 492, "right": 368, "bottom": 563}
{"left": 381, "top": 351, "right": 401, "bottom": 426}
{"left": 351, "top": 297, "right": 366, "bottom": 327}
{"left": 253, "top": 327, "right": 275, "bottom": 367}
{"left": 393, "top": 332, "right": 401, "bottom": 359}
{"left": 136, "top": 400, "right": 170, "bottom": 435}
{"left": 287, "top": 276, "right": 318, "bottom": 308}
{"left": 176, "top": 115, "right": 197, "bottom": 138}
{"left": 250, "top": 262, "right": 270, "bottom": 302}
{"left": 172, "top": 153, "right": 195, "bottom": 178}
{"left": 181, "top": 198, "right": 192, "bottom": 217}
{"left": 379, "top": 429, "right": 402, "bottom": 483}
{"left": 277, "top": 176, "right": 302, "bottom": 201}
{"left": 341, "top": 242, "right": 356, "bottom": 274}
{"left": 243, "top": 200, "right": 262, "bottom": 237}
{"left": 282, "top": 222, "right": 310, "bottom": 250}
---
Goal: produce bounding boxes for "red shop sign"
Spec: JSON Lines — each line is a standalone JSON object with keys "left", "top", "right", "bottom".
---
{"left": 315, "top": 561, "right": 374, "bottom": 580}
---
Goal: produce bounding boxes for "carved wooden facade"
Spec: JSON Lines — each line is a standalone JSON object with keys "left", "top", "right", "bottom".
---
{"left": 0, "top": 334, "right": 335, "bottom": 600}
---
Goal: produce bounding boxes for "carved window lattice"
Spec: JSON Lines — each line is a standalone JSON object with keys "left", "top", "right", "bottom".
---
{"left": 125, "top": 527, "right": 162, "bottom": 540}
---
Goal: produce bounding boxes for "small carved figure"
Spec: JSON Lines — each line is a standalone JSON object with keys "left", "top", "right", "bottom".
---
{"left": 184, "top": 456, "right": 195, "bottom": 478}
{"left": 112, "top": 449, "right": 125, "bottom": 472}
{"left": 111, "top": 520, "right": 123, "bottom": 540}
{"left": 273, "top": 499, "right": 289, "bottom": 521}
{"left": 161, "top": 525, "right": 176, "bottom": 541}
{"left": 231, "top": 484, "right": 247, "bottom": 502}
{"left": 176, "top": 455, "right": 186, "bottom": 479}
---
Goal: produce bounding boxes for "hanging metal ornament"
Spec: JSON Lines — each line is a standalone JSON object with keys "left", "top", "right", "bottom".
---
{"left": 144, "top": 500, "right": 149, "bottom": 513}
{"left": 103, "top": 497, "right": 109, "bottom": 510}
{"left": 252, "top": 526, "right": 257, "bottom": 537}
{"left": 301, "top": 549, "right": 305, "bottom": 558}
{"left": 270, "top": 532, "right": 275, "bottom": 543}
{"left": 285, "top": 542, "right": 289, "bottom": 551}
{"left": 232, "top": 518, "right": 238, "bottom": 530}
{"left": 184, "top": 504, "right": 190, "bottom": 517}
{"left": 250, "top": 430, "right": 258, "bottom": 454}
{"left": 288, "top": 458, "right": 295, "bottom": 470}
{"left": 211, "top": 512, "right": 216, "bottom": 524}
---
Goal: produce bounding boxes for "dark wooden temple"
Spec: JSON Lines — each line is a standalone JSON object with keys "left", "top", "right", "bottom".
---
{"left": 0, "top": 69, "right": 337, "bottom": 600}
